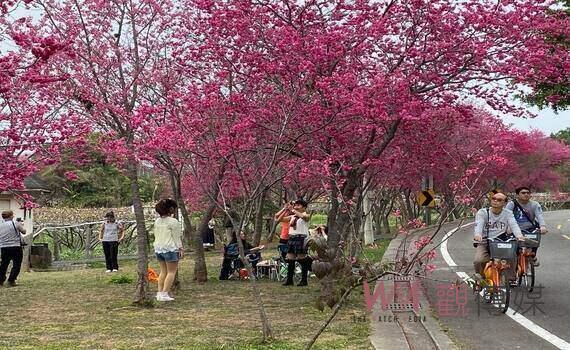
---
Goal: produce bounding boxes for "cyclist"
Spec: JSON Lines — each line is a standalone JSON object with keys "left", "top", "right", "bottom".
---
{"left": 473, "top": 192, "right": 525, "bottom": 283}
{"left": 505, "top": 186, "right": 547, "bottom": 267}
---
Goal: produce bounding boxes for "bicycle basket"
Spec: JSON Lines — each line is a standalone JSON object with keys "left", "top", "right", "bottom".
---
{"left": 521, "top": 228, "right": 541, "bottom": 247}
{"left": 488, "top": 241, "right": 518, "bottom": 260}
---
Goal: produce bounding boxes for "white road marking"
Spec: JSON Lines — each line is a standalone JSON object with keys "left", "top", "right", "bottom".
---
{"left": 563, "top": 235, "right": 570, "bottom": 240}
{"left": 440, "top": 223, "right": 474, "bottom": 267}
{"left": 440, "top": 223, "right": 570, "bottom": 350}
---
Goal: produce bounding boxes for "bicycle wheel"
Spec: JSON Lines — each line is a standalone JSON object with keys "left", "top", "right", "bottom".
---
{"left": 492, "top": 271, "right": 511, "bottom": 313}
{"left": 525, "top": 260, "right": 535, "bottom": 293}
{"left": 518, "top": 257, "right": 535, "bottom": 293}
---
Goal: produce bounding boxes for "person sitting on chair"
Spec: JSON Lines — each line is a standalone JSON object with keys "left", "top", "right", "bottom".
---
{"left": 239, "top": 231, "right": 265, "bottom": 272}
{"left": 219, "top": 231, "right": 264, "bottom": 280}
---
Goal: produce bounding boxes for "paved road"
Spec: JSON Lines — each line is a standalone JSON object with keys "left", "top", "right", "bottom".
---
{"left": 424, "top": 210, "right": 570, "bottom": 350}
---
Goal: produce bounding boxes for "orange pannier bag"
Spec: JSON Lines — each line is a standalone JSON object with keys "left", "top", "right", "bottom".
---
{"left": 148, "top": 267, "right": 159, "bottom": 283}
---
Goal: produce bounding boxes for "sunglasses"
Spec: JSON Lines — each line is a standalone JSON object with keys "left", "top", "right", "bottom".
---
{"left": 519, "top": 191, "right": 531, "bottom": 194}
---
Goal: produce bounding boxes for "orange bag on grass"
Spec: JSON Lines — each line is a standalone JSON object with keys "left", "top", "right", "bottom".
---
{"left": 239, "top": 268, "right": 249, "bottom": 280}
{"left": 147, "top": 267, "right": 159, "bottom": 283}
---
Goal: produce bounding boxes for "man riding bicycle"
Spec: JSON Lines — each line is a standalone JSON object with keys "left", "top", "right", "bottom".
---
{"left": 473, "top": 192, "right": 525, "bottom": 283}
{"left": 505, "top": 186, "right": 547, "bottom": 267}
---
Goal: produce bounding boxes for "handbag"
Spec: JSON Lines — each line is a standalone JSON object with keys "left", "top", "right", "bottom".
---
{"left": 11, "top": 221, "right": 27, "bottom": 247}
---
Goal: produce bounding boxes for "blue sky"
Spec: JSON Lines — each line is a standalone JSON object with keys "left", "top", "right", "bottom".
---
{"left": 502, "top": 107, "right": 569, "bottom": 136}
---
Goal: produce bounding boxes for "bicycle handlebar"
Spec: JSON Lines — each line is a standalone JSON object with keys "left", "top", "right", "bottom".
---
{"left": 519, "top": 237, "right": 539, "bottom": 248}
{"left": 487, "top": 236, "right": 518, "bottom": 243}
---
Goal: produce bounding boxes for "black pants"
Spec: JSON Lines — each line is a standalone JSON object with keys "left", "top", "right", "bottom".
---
{"left": 102, "top": 241, "right": 119, "bottom": 270}
{"left": 0, "top": 246, "right": 23, "bottom": 284}
{"left": 219, "top": 255, "right": 238, "bottom": 280}
{"left": 219, "top": 254, "right": 260, "bottom": 280}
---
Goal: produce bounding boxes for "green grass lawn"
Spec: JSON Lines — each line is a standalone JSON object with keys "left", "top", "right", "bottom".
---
{"left": 0, "top": 244, "right": 389, "bottom": 350}
{"left": 359, "top": 239, "right": 390, "bottom": 264}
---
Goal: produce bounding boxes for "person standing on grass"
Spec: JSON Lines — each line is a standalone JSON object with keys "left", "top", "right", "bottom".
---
{"left": 153, "top": 199, "right": 183, "bottom": 302}
{"left": 99, "top": 211, "right": 124, "bottom": 273}
{"left": 0, "top": 210, "right": 26, "bottom": 287}
{"left": 283, "top": 199, "right": 311, "bottom": 287}
{"left": 274, "top": 201, "right": 293, "bottom": 259}
{"left": 202, "top": 218, "right": 216, "bottom": 250}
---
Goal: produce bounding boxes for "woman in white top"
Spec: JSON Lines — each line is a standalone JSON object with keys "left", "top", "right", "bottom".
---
{"left": 99, "top": 211, "right": 124, "bottom": 273}
{"left": 153, "top": 199, "right": 183, "bottom": 302}
{"left": 283, "top": 199, "right": 311, "bottom": 287}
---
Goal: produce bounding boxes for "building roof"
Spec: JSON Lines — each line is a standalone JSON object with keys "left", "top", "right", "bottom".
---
{"left": 23, "top": 174, "right": 51, "bottom": 192}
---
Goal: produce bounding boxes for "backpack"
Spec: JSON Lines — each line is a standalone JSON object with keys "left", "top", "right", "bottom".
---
{"left": 512, "top": 200, "right": 539, "bottom": 229}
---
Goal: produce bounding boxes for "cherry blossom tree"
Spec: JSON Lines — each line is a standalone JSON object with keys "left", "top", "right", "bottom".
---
{"left": 175, "top": 1, "right": 569, "bottom": 319}
{"left": 1, "top": 2, "right": 86, "bottom": 196}
{"left": 500, "top": 130, "right": 570, "bottom": 191}
{"left": 33, "top": 0, "right": 179, "bottom": 304}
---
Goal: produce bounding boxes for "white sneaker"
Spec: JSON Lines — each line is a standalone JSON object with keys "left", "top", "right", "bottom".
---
{"left": 112, "top": 269, "right": 118, "bottom": 272}
{"left": 157, "top": 293, "right": 175, "bottom": 302}
{"left": 105, "top": 270, "right": 112, "bottom": 273}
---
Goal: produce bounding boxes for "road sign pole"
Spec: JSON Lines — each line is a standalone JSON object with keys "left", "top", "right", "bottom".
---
{"left": 421, "top": 175, "right": 433, "bottom": 225}
{"left": 424, "top": 207, "right": 431, "bottom": 226}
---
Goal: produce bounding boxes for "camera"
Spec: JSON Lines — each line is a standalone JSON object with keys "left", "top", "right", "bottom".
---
{"left": 16, "top": 217, "right": 23, "bottom": 222}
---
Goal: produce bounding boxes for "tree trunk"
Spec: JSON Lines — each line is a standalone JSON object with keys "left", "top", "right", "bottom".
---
{"left": 166, "top": 167, "right": 207, "bottom": 283}
{"left": 382, "top": 214, "right": 391, "bottom": 236}
{"left": 127, "top": 158, "right": 151, "bottom": 305}
{"left": 264, "top": 185, "right": 283, "bottom": 243}
{"left": 191, "top": 202, "right": 210, "bottom": 283}
{"left": 362, "top": 184, "right": 374, "bottom": 245}
{"left": 21, "top": 234, "right": 31, "bottom": 273}
{"left": 348, "top": 184, "right": 365, "bottom": 258}
{"left": 265, "top": 220, "right": 279, "bottom": 243}
{"left": 327, "top": 174, "right": 340, "bottom": 248}
{"left": 252, "top": 189, "right": 266, "bottom": 246}
{"left": 336, "top": 169, "right": 363, "bottom": 246}
{"left": 187, "top": 162, "right": 228, "bottom": 282}
{"left": 235, "top": 219, "right": 273, "bottom": 342}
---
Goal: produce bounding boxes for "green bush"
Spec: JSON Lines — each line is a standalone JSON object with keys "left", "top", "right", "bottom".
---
{"left": 59, "top": 249, "right": 84, "bottom": 261}
{"left": 87, "top": 261, "right": 106, "bottom": 269}
{"left": 109, "top": 274, "right": 134, "bottom": 284}
{"left": 310, "top": 213, "right": 327, "bottom": 226}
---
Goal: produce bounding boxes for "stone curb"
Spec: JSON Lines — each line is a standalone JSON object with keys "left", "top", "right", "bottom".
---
{"left": 370, "top": 226, "right": 457, "bottom": 350}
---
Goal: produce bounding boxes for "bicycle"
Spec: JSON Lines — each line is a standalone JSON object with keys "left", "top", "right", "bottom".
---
{"left": 475, "top": 235, "right": 519, "bottom": 313}
{"left": 516, "top": 228, "right": 540, "bottom": 293}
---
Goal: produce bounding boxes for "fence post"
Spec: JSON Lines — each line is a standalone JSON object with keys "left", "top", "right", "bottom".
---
{"left": 52, "top": 230, "right": 60, "bottom": 261}
{"left": 84, "top": 226, "right": 92, "bottom": 259}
